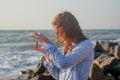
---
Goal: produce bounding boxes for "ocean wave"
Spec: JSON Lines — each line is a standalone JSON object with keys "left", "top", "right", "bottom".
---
{"left": 0, "top": 50, "right": 43, "bottom": 78}
{"left": 110, "top": 38, "right": 120, "bottom": 45}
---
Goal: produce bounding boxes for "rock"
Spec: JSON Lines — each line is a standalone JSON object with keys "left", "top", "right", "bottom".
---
{"left": 100, "top": 57, "right": 118, "bottom": 75}
{"left": 114, "top": 64, "right": 120, "bottom": 73}
{"left": 101, "top": 41, "right": 119, "bottom": 52}
{"left": 114, "top": 45, "right": 120, "bottom": 59}
{"left": 89, "top": 63, "right": 111, "bottom": 80}
{"left": 26, "top": 69, "right": 34, "bottom": 74}
{"left": 34, "top": 56, "right": 48, "bottom": 74}
{"left": 94, "top": 41, "right": 105, "bottom": 52}
{"left": 113, "top": 64, "right": 120, "bottom": 79}
{"left": 30, "top": 75, "right": 55, "bottom": 80}
{"left": 19, "top": 69, "right": 34, "bottom": 75}
{"left": 109, "top": 47, "right": 114, "bottom": 54}
{"left": 20, "top": 56, "right": 55, "bottom": 80}
{"left": 101, "top": 41, "right": 110, "bottom": 52}
{"left": 108, "top": 42, "right": 119, "bottom": 47}
{"left": 96, "top": 54, "right": 110, "bottom": 64}
{"left": 94, "top": 52, "right": 103, "bottom": 59}
{"left": 90, "top": 54, "right": 120, "bottom": 80}
{"left": 90, "top": 41, "right": 120, "bottom": 80}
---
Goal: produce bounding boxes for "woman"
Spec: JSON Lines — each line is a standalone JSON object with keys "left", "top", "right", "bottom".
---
{"left": 30, "top": 11, "right": 94, "bottom": 80}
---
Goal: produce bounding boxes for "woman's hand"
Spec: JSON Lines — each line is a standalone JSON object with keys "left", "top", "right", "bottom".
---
{"left": 29, "top": 46, "right": 50, "bottom": 66}
{"left": 30, "top": 32, "right": 50, "bottom": 45}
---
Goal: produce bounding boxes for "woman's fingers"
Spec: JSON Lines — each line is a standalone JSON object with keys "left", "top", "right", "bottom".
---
{"left": 30, "top": 32, "right": 50, "bottom": 45}
{"left": 29, "top": 46, "right": 46, "bottom": 54}
{"left": 30, "top": 32, "right": 39, "bottom": 40}
{"left": 30, "top": 32, "right": 45, "bottom": 40}
{"left": 29, "top": 46, "right": 37, "bottom": 50}
{"left": 29, "top": 32, "right": 51, "bottom": 66}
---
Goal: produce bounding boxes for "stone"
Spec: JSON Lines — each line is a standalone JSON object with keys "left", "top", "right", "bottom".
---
{"left": 114, "top": 45, "right": 120, "bottom": 59}
{"left": 109, "top": 47, "right": 114, "bottom": 54}
{"left": 100, "top": 57, "right": 118, "bottom": 75}
{"left": 113, "top": 64, "right": 120, "bottom": 79}
{"left": 96, "top": 54, "right": 109, "bottom": 64}
{"left": 89, "top": 63, "right": 111, "bottom": 80}
{"left": 101, "top": 41, "right": 110, "bottom": 52}
{"left": 101, "top": 41, "right": 119, "bottom": 52}
{"left": 94, "top": 41, "right": 105, "bottom": 52}
{"left": 20, "top": 56, "right": 55, "bottom": 80}
{"left": 94, "top": 52, "right": 103, "bottom": 59}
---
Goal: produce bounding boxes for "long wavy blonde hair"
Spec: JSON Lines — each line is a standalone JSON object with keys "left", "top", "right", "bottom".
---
{"left": 52, "top": 11, "right": 87, "bottom": 55}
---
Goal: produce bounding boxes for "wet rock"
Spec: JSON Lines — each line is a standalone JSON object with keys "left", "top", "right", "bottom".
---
{"left": 108, "top": 42, "right": 119, "bottom": 47}
{"left": 100, "top": 41, "right": 119, "bottom": 52}
{"left": 96, "top": 54, "right": 110, "bottom": 64}
{"left": 34, "top": 56, "right": 47, "bottom": 74}
{"left": 30, "top": 75, "right": 55, "bottom": 80}
{"left": 101, "top": 41, "right": 110, "bottom": 52}
{"left": 94, "top": 52, "right": 103, "bottom": 59}
{"left": 114, "top": 45, "right": 120, "bottom": 59}
{"left": 109, "top": 47, "right": 114, "bottom": 54}
{"left": 89, "top": 63, "right": 111, "bottom": 80}
{"left": 113, "top": 64, "right": 120, "bottom": 80}
{"left": 114, "top": 64, "right": 120, "bottom": 74}
{"left": 94, "top": 41, "right": 105, "bottom": 52}
{"left": 89, "top": 53, "right": 120, "bottom": 80}
{"left": 20, "top": 56, "right": 55, "bottom": 80}
{"left": 100, "top": 57, "right": 118, "bottom": 74}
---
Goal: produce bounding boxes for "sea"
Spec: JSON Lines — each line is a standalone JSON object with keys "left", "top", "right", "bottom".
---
{"left": 0, "top": 29, "right": 120, "bottom": 79}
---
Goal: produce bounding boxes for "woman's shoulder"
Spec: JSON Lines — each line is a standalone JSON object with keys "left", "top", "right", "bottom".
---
{"left": 83, "top": 39, "right": 93, "bottom": 44}
{"left": 73, "top": 40, "right": 94, "bottom": 51}
{"left": 78, "top": 40, "right": 93, "bottom": 47}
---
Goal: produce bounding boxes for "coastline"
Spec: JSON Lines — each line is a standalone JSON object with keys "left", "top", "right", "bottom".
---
{"left": 0, "top": 30, "right": 120, "bottom": 80}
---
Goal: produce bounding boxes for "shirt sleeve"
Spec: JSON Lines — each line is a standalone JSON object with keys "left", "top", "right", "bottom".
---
{"left": 43, "top": 60, "right": 59, "bottom": 80}
{"left": 43, "top": 41, "right": 93, "bottom": 69}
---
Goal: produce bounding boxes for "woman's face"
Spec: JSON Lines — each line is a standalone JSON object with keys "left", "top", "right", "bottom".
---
{"left": 54, "top": 26, "right": 65, "bottom": 43}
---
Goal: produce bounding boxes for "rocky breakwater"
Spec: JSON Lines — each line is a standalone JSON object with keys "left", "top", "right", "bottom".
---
{"left": 89, "top": 41, "right": 120, "bottom": 80}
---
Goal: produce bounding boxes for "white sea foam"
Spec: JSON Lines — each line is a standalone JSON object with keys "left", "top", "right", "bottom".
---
{"left": 0, "top": 50, "right": 42, "bottom": 79}
{"left": 110, "top": 38, "right": 120, "bottom": 45}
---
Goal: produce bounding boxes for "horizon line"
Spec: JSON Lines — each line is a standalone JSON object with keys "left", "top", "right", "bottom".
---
{"left": 0, "top": 28, "right": 120, "bottom": 31}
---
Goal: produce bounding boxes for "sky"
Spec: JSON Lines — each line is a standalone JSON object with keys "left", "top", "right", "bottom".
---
{"left": 0, "top": 0, "right": 120, "bottom": 30}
